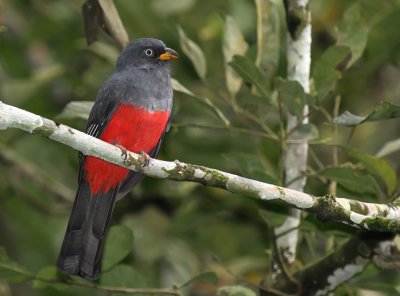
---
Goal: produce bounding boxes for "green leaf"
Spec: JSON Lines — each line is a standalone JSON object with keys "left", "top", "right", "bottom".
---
{"left": 218, "top": 285, "right": 256, "bottom": 296}
{"left": 57, "top": 101, "right": 94, "bottom": 120}
{"left": 0, "top": 247, "right": 31, "bottom": 282}
{"left": 172, "top": 78, "right": 230, "bottom": 126}
{"left": 319, "top": 165, "right": 381, "bottom": 195}
{"left": 152, "top": 0, "right": 197, "bottom": 17}
{"left": 102, "top": 226, "right": 134, "bottom": 271}
{"left": 333, "top": 101, "right": 400, "bottom": 126}
{"left": 97, "top": 0, "right": 129, "bottom": 48}
{"left": 376, "top": 138, "right": 400, "bottom": 158}
{"left": 177, "top": 25, "right": 207, "bottom": 80}
{"left": 87, "top": 41, "right": 119, "bottom": 64}
{"left": 343, "top": 146, "right": 397, "bottom": 195}
{"left": 100, "top": 264, "right": 147, "bottom": 287}
{"left": 229, "top": 55, "right": 269, "bottom": 97}
{"left": 336, "top": 4, "right": 368, "bottom": 67}
{"left": 331, "top": 111, "right": 365, "bottom": 126}
{"left": 277, "top": 79, "right": 307, "bottom": 117}
{"left": 259, "top": 209, "right": 287, "bottom": 228}
{"left": 255, "top": 0, "right": 281, "bottom": 78}
{"left": 367, "top": 102, "right": 400, "bottom": 121}
{"left": 161, "top": 240, "right": 201, "bottom": 288}
{"left": 33, "top": 266, "right": 67, "bottom": 290}
{"left": 223, "top": 16, "right": 248, "bottom": 97}
{"left": 179, "top": 271, "right": 218, "bottom": 289}
{"left": 290, "top": 123, "right": 319, "bottom": 141}
{"left": 312, "top": 45, "right": 351, "bottom": 99}
{"left": 172, "top": 78, "right": 196, "bottom": 97}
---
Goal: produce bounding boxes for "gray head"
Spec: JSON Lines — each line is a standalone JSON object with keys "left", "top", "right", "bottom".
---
{"left": 116, "top": 38, "right": 178, "bottom": 71}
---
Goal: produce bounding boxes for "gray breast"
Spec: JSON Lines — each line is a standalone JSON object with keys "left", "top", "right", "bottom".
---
{"left": 110, "top": 66, "right": 173, "bottom": 112}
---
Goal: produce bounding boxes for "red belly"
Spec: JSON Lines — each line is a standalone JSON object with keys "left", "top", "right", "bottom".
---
{"left": 84, "top": 103, "right": 170, "bottom": 194}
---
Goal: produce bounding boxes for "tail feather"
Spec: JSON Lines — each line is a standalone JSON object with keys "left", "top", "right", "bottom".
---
{"left": 57, "top": 183, "right": 91, "bottom": 274}
{"left": 79, "top": 189, "right": 117, "bottom": 279}
{"left": 57, "top": 183, "right": 118, "bottom": 280}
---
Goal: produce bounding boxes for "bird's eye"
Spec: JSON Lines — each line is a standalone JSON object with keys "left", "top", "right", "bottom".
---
{"left": 145, "top": 49, "right": 154, "bottom": 56}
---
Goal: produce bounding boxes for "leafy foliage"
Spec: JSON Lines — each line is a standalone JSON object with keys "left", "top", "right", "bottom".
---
{"left": 1, "top": 0, "right": 400, "bottom": 295}
{"left": 318, "top": 165, "right": 381, "bottom": 195}
{"left": 223, "top": 16, "right": 248, "bottom": 98}
{"left": 254, "top": 0, "right": 281, "bottom": 79}
{"left": 336, "top": 3, "right": 369, "bottom": 67}
{"left": 333, "top": 101, "right": 400, "bottom": 126}
{"left": 102, "top": 226, "right": 134, "bottom": 271}
{"left": 229, "top": 55, "right": 270, "bottom": 97}
{"left": 100, "top": 265, "right": 148, "bottom": 288}
{"left": 277, "top": 79, "right": 309, "bottom": 117}
{"left": 312, "top": 45, "right": 351, "bottom": 99}
{"left": 177, "top": 25, "right": 207, "bottom": 80}
{"left": 343, "top": 146, "right": 397, "bottom": 195}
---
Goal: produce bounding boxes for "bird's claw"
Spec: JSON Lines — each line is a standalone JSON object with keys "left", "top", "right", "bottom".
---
{"left": 116, "top": 144, "right": 128, "bottom": 160}
{"left": 139, "top": 151, "right": 151, "bottom": 167}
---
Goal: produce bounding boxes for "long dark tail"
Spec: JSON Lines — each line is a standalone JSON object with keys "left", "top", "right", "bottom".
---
{"left": 57, "top": 183, "right": 118, "bottom": 280}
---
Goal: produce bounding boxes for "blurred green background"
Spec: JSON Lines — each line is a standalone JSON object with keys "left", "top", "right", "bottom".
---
{"left": 1, "top": 0, "right": 400, "bottom": 295}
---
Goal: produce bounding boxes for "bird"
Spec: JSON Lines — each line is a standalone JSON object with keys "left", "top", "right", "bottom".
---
{"left": 56, "top": 38, "right": 178, "bottom": 280}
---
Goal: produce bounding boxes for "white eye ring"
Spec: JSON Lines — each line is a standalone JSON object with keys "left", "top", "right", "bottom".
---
{"left": 145, "top": 49, "right": 153, "bottom": 56}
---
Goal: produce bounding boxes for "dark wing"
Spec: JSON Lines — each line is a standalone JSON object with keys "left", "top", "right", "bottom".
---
{"left": 86, "top": 97, "right": 117, "bottom": 138}
{"left": 77, "top": 98, "right": 117, "bottom": 182}
{"left": 116, "top": 115, "right": 172, "bottom": 199}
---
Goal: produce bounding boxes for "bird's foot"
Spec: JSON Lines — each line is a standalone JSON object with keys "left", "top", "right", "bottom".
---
{"left": 139, "top": 151, "right": 151, "bottom": 167}
{"left": 116, "top": 144, "right": 128, "bottom": 160}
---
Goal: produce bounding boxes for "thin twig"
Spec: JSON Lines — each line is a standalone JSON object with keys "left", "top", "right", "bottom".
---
{"left": 232, "top": 101, "right": 278, "bottom": 139}
{"left": 66, "top": 280, "right": 181, "bottom": 295}
{"left": 0, "top": 264, "right": 181, "bottom": 295}
{"left": 308, "top": 147, "right": 325, "bottom": 171}
{"left": 329, "top": 95, "right": 341, "bottom": 195}
{"left": 172, "top": 122, "right": 277, "bottom": 141}
{"left": 270, "top": 229, "right": 301, "bottom": 294}
{"left": 277, "top": 90, "right": 286, "bottom": 186}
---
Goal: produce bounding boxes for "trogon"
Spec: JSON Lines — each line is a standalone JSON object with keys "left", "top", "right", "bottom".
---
{"left": 57, "top": 38, "right": 178, "bottom": 280}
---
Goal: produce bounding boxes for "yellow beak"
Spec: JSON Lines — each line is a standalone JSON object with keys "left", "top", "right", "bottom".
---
{"left": 159, "top": 47, "right": 178, "bottom": 61}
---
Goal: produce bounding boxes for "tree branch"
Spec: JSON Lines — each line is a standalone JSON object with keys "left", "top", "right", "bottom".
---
{"left": 272, "top": 232, "right": 394, "bottom": 295}
{"left": 274, "top": 0, "right": 312, "bottom": 266}
{"left": 1, "top": 102, "right": 400, "bottom": 232}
